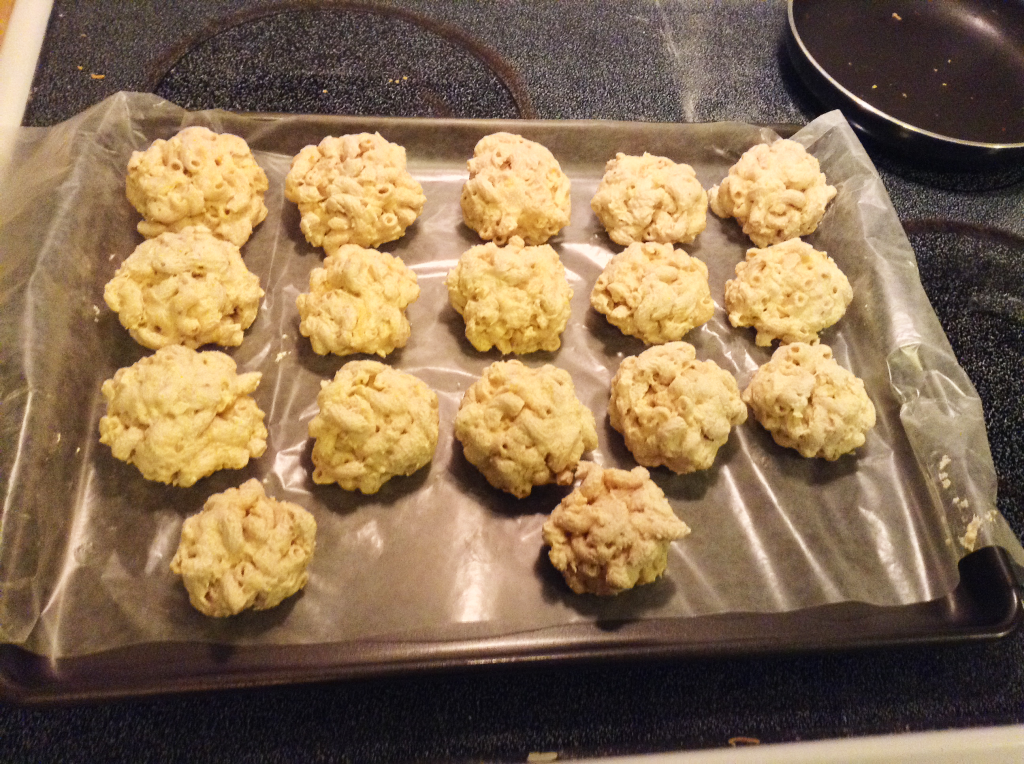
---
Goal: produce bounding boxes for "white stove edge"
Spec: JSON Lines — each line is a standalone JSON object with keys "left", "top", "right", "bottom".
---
{"left": 1, "top": 2, "right": 1022, "bottom": 761}
{"left": 0, "top": 0, "right": 54, "bottom": 173}
{"left": 570, "top": 725, "right": 1024, "bottom": 764}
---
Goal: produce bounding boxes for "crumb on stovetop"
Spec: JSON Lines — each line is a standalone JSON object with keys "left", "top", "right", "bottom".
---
{"left": 728, "top": 737, "right": 761, "bottom": 746}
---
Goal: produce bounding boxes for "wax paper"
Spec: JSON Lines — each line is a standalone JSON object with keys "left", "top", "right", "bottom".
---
{"left": 2, "top": 92, "right": 1020, "bottom": 658}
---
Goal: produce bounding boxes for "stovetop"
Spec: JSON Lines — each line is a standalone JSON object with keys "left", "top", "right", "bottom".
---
{"left": 7, "top": 0, "right": 1024, "bottom": 760}
{"left": 26, "top": 0, "right": 806, "bottom": 124}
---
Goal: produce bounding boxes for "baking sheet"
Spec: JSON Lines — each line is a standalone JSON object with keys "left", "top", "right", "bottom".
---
{"left": 1, "top": 92, "right": 1021, "bottom": 660}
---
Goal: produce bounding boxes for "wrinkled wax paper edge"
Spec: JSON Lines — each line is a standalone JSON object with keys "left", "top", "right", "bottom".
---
{"left": 1, "top": 93, "right": 1021, "bottom": 657}
{"left": 791, "top": 112, "right": 1023, "bottom": 567}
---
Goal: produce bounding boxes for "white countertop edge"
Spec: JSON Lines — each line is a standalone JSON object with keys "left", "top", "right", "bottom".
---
{"left": 0, "top": 0, "right": 54, "bottom": 128}
{"left": 564, "top": 724, "right": 1024, "bottom": 764}
{"left": 0, "top": 0, "right": 53, "bottom": 180}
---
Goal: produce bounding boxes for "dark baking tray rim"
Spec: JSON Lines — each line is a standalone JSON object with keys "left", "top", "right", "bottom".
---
{"left": 2, "top": 545, "right": 1020, "bottom": 705}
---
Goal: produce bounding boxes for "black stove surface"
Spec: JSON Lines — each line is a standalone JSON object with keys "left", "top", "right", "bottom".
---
{"left": 153, "top": 7, "right": 527, "bottom": 119}
{"left": 6, "top": 1, "right": 1024, "bottom": 761}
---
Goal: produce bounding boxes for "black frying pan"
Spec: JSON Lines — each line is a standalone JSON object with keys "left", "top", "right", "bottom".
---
{"left": 787, "top": 0, "right": 1024, "bottom": 167}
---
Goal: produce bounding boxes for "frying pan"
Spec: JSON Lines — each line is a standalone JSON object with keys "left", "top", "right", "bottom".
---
{"left": 787, "top": 0, "right": 1024, "bottom": 167}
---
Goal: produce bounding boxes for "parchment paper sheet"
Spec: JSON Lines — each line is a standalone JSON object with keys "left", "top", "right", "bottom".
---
{"left": 2, "top": 93, "right": 1021, "bottom": 658}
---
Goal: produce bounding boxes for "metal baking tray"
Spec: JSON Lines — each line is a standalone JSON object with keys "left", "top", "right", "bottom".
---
{"left": 2, "top": 96, "right": 1022, "bottom": 704}
{"left": 0, "top": 546, "right": 1020, "bottom": 704}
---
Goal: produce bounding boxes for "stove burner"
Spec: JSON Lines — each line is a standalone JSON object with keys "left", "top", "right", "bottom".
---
{"left": 150, "top": 4, "right": 533, "bottom": 119}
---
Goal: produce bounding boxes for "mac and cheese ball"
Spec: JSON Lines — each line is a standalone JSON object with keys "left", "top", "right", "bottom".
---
{"left": 126, "top": 126, "right": 269, "bottom": 247}
{"left": 609, "top": 342, "right": 746, "bottom": 474}
{"left": 455, "top": 360, "right": 598, "bottom": 498}
{"left": 170, "top": 479, "right": 316, "bottom": 617}
{"left": 590, "top": 152, "right": 708, "bottom": 246}
{"left": 309, "top": 362, "right": 439, "bottom": 494}
{"left": 460, "top": 132, "right": 571, "bottom": 245}
{"left": 709, "top": 139, "right": 836, "bottom": 247}
{"left": 725, "top": 238, "right": 852, "bottom": 347}
{"left": 98, "top": 346, "right": 267, "bottom": 487}
{"left": 284, "top": 133, "right": 425, "bottom": 253}
{"left": 297, "top": 244, "right": 420, "bottom": 358}
{"left": 590, "top": 241, "right": 714, "bottom": 345}
{"left": 543, "top": 461, "right": 691, "bottom": 595}
{"left": 103, "top": 228, "right": 263, "bottom": 350}
{"left": 445, "top": 236, "right": 573, "bottom": 354}
{"left": 742, "top": 342, "right": 876, "bottom": 460}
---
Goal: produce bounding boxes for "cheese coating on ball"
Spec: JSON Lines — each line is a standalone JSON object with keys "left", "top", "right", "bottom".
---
{"left": 454, "top": 360, "right": 598, "bottom": 498}
{"left": 590, "top": 152, "right": 708, "bottom": 246}
{"left": 725, "top": 238, "right": 852, "bottom": 347}
{"left": 543, "top": 461, "right": 691, "bottom": 595}
{"left": 284, "top": 133, "right": 425, "bottom": 253}
{"left": 126, "top": 126, "right": 269, "bottom": 247}
{"left": 709, "top": 139, "right": 836, "bottom": 248}
{"left": 460, "top": 132, "right": 571, "bottom": 245}
{"left": 103, "top": 228, "right": 264, "bottom": 350}
{"left": 170, "top": 479, "right": 316, "bottom": 617}
{"left": 309, "top": 361, "right": 439, "bottom": 494}
{"left": 609, "top": 342, "right": 747, "bottom": 474}
{"left": 98, "top": 345, "right": 267, "bottom": 487}
{"left": 742, "top": 342, "right": 876, "bottom": 460}
{"left": 590, "top": 241, "right": 715, "bottom": 345}
{"left": 297, "top": 244, "right": 420, "bottom": 357}
{"left": 445, "top": 236, "right": 573, "bottom": 354}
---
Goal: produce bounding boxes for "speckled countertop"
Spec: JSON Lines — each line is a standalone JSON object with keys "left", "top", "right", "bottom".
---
{"left": 3, "top": 1, "right": 1024, "bottom": 761}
